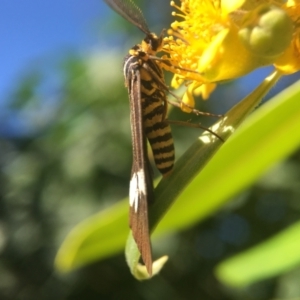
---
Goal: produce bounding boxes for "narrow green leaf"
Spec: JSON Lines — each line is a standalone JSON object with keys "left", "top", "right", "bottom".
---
{"left": 215, "top": 221, "right": 300, "bottom": 287}
{"left": 126, "top": 70, "right": 285, "bottom": 278}
{"left": 156, "top": 77, "right": 300, "bottom": 234}
{"left": 55, "top": 74, "right": 300, "bottom": 278}
{"left": 55, "top": 201, "right": 128, "bottom": 272}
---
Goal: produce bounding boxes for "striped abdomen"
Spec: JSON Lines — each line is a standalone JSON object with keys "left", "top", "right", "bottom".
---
{"left": 140, "top": 61, "right": 175, "bottom": 175}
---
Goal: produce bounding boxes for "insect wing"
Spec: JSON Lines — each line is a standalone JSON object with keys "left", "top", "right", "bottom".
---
{"left": 103, "top": 0, "right": 150, "bottom": 34}
{"left": 125, "top": 55, "right": 153, "bottom": 275}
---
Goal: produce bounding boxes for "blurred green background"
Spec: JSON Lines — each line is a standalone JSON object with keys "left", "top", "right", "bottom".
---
{"left": 1, "top": 1, "right": 300, "bottom": 299}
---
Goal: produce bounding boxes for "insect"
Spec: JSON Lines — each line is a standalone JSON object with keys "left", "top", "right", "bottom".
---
{"left": 103, "top": 0, "right": 175, "bottom": 275}
{"left": 103, "top": 0, "right": 223, "bottom": 276}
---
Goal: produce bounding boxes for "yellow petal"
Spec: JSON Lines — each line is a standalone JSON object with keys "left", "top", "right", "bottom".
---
{"left": 222, "top": 0, "right": 245, "bottom": 14}
{"left": 199, "top": 27, "right": 274, "bottom": 82}
{"left": 194, "top": 83, "right": 217, "bottom": 100}
{"left": 274, "top": 41, "right": 300, "bottom": 74}
{"left": 181, "top": 86, "right": 195, "bottom": 113}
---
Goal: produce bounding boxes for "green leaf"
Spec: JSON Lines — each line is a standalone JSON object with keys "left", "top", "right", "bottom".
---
{"left": 126, "top": 70, "right": 284, "bottom": 278}
{"left": 55, "top": 201, "right": 128, "bottom": 272}
{"left": 215, "top": 221, "right": 300, "bottom": 288}
{"left": 155, "top": 76, "right": 300, "bottom": 234}
{"left": 55, "top": 73, "right": 300, "bottom": 279}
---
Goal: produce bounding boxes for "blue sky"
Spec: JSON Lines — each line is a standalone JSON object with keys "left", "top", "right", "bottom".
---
{"left": 1, "top": 0, "right": 110, "bottom": 99}
{"left": 0, "top": 1, "right": 298, "bottom": 137}
{"left": 2, "top": 0, "right": 298, "bottom": 102}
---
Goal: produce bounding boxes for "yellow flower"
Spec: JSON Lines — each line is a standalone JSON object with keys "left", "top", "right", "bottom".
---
{"left": 161, "top": 0, "right": 298, "bottom": 112}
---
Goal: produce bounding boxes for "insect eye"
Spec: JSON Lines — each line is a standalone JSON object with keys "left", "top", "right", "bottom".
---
{"left": 146, "top": 34, "right": 163, "bottom": 52}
